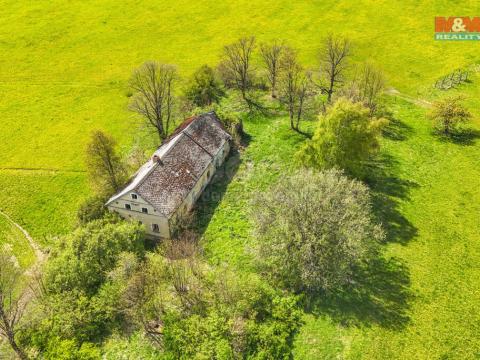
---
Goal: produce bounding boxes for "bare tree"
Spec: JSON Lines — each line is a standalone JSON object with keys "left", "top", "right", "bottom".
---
{"left": 130, "top": 62, "right": 177, "bottom": 142}
{"left": 221, "top": 37, "right": 256, "bottom": 102}
{"left": 341, "top": 63, "right": 385, "bottom": 114}
{"left": 0, "top": 249, "right": 29, "bottom": 360}
{"left": 278, "top": 47, "right": 312, "bottom": 132}
{"left": 358, "top": 63, "right": 385, "bottom": 114}
{"left": 85, "top": 130, "right": 126, "bottom": 194}
{"left": 317, "top": 34, "right": 351, "bottom": 103}
{"left": 260, "top": 40, "right": 284, "bottom": 98}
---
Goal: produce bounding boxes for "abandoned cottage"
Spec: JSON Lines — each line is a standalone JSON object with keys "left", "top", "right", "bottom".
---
{"left": 105, "top": 112, "right": 232, "bottom": 238}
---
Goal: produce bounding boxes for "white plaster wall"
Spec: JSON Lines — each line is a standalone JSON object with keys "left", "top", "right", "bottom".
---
{"left": 107, "top": 192, "right": 170, "bottom": 238}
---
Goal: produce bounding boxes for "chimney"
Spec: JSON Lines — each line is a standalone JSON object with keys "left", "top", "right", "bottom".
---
{"left": 152, "top": 154, "right": 163, "bottom": 165}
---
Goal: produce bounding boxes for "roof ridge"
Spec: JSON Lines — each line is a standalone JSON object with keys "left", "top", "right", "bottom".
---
{"left": 106, "top": 111, "right": 229, "bottom": 214}
{"left": 183, "top": 131, "right": 214, "bottom": 158}
{"left": 133, "top": 131, "right": 187, "bottom": 191}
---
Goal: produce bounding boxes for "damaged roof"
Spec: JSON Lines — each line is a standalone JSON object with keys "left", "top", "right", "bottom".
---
{"left": 106, "top": 112, "right": 231, "bottom": 217}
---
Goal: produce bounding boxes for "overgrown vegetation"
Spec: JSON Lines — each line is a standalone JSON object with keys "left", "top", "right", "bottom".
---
{"left": 1, "top": 2, "right": 480, "bottom": 358}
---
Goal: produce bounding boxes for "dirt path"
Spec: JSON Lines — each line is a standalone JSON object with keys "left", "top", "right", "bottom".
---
{"left": 0, "top": 210, "right": 46, "bottom": 264}
{"left": 385, "top": 88, "right": 432, "bottom": 108}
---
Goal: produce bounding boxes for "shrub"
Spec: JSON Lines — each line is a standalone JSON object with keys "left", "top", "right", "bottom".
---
{"left": 77, "top": 195, "right": 108, "bottom": 225}
{"left": 102, "top": 333, "right": 164, "bottom": 360}
{"left": 185, "top": 65, "right": 225, "bottom": 107}
{"left": 124, "top": 250, "right": 302, "bottom": 359}
{"left": 428, "top": 96, "right": 471, "bottom": 135}
{"left": 252, "top": 168, "right": 384, "bottom": 292}
{"left": 214, "top": 106, "right": 243, "bottom": 144}
{"left": 43, "top": 338, "right": 101, "bottom": 360}
{"left": 297, "top": 98, "right": 387, "bottom": 178}
{"left": 44, "top": 219, "right": 144, "bottom": 295}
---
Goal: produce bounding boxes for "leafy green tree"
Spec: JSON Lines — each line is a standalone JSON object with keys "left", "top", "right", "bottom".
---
{"left": 428, "top": 96, "right": 471, "bottom": 135}
{"left": 252, "top": 169, "right": 384, "bottom": 292}
{"left": 44, "top": 219, "right": 144, "bottom": 295}
{"left": 24, "top": 221, "right": 145, "bottom": 355}
{"left": 77, "top": 195, "right": 108, "bottom": 225}
{"left": 185, "top": 65, "right": 225, "bottom": 107}
{"left": 297, "top": 98, "right": 387, "bottom": 177}
{"left": 120, "top": 239, "right": 302, "bottom": 359}
{"left": 85, "top": 131, "right": 127, "bottom": 195}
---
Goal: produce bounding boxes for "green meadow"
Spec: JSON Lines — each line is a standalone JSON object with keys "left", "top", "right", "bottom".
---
{"left": 0, "top": 215, "right": 35, "bottom": 269}
{"left": 1, "top": 0, "right": 480, "bottom": 358}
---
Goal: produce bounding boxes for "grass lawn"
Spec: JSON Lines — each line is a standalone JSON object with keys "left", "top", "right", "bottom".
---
{"left": 1, "top": 0, "right": 480, "bottom": 357}
{"left": 0, "top": 169, "right": 88, "bottom": 246}
{"left": 196, "top": 96, "right": 480, "bottom": 358}
{"left": 1, "top": 0, "right": 480, "bottom": 244}
{"left": 0, "top": 213, "right": 35, "bottom": 269}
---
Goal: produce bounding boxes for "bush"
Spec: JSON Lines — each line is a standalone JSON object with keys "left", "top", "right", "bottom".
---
{"left": 43, "top": 338, "right": 101, "bottom": 360}
{"left": 102, "top": 333, "right": 164, "bottom": 360}
{"left": 252, "top": 168, "right": 384, "bottom": 292}
{"left": 77, "top": 195, "right": 108, "bottom": 225}
{"left": 45, "top": 219, "right": 145, "bottom": 295}
{"left": 24, "top": 221, "right": 146, "bottom": 353}
{"left": 123, "top": 249, "right": 302, "bottom": 359}
{"left": 213, "top": 105, "right": 243, "bottom": 144}
{"left": 297, "top": 98, "right": 387, "bottom": 178}
{"left": 428, "top": 96, "right": 471, "bottom": 135}
{"left": 185, "top": 65, "right": 225, "bottom": 107}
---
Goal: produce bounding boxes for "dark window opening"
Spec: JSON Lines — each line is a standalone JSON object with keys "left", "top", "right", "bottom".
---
{"left": 142, "top": 207, "right": 148, "bottom": 214}
{"left": 152, "top": 224, "right": 160, "bottom": 233}
{"left": 125, "top": 204, "right": 131, "bottom": 210}
{"left": 131, "top": 194, "right": 138, "bottom": 200}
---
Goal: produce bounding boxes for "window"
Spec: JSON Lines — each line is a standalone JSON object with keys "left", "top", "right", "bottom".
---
{"left": 142, "top": 207, "right": 148, "bottom": 214}
{"left": 131, "top": 193, "right": 138, "bottom": 200}
{"left": 151, "top": 224, "right": 160, "bottom": 233}
{"left": 125, "top": 204, "right": 131, "bottom": 210}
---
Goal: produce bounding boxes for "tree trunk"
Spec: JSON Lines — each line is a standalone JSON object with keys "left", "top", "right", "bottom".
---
{"left": 8, "top": 334, "right": 28, "bottom": 360}
{"left": 1, "top": 308, "right": 28, "bottom": 360}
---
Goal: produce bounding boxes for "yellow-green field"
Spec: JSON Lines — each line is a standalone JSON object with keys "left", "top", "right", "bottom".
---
{"left": 1, "top": 1, "right": 480, "bottom": 358}
{"left": 0, "top": 213, "right": 35, "bottom": 268}
{"left": 0, "top": 0, "right": 478, "bottom": 238}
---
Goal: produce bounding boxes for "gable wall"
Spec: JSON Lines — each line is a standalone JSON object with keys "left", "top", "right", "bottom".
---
{"left": 107, "top": 192, "right": 170, "bottom": 238}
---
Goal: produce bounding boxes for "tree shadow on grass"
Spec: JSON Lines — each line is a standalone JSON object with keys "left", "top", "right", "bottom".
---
{"left": 382, "top": 116, "right": 414, "bottom": 141}
{"left": 303, "top": 153, "right": 418, "bottom": 329}
{"left": 365, "top": 154, "right": 418, "bottom": 245}
{"left": 192, "top": 148, "right": 242, "bottom": 236}
{"left": 434, "top": 128, "right": 480, "bottom": 146}
{"left": 303, "top": 256, "right": 412, "bottom": 329}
